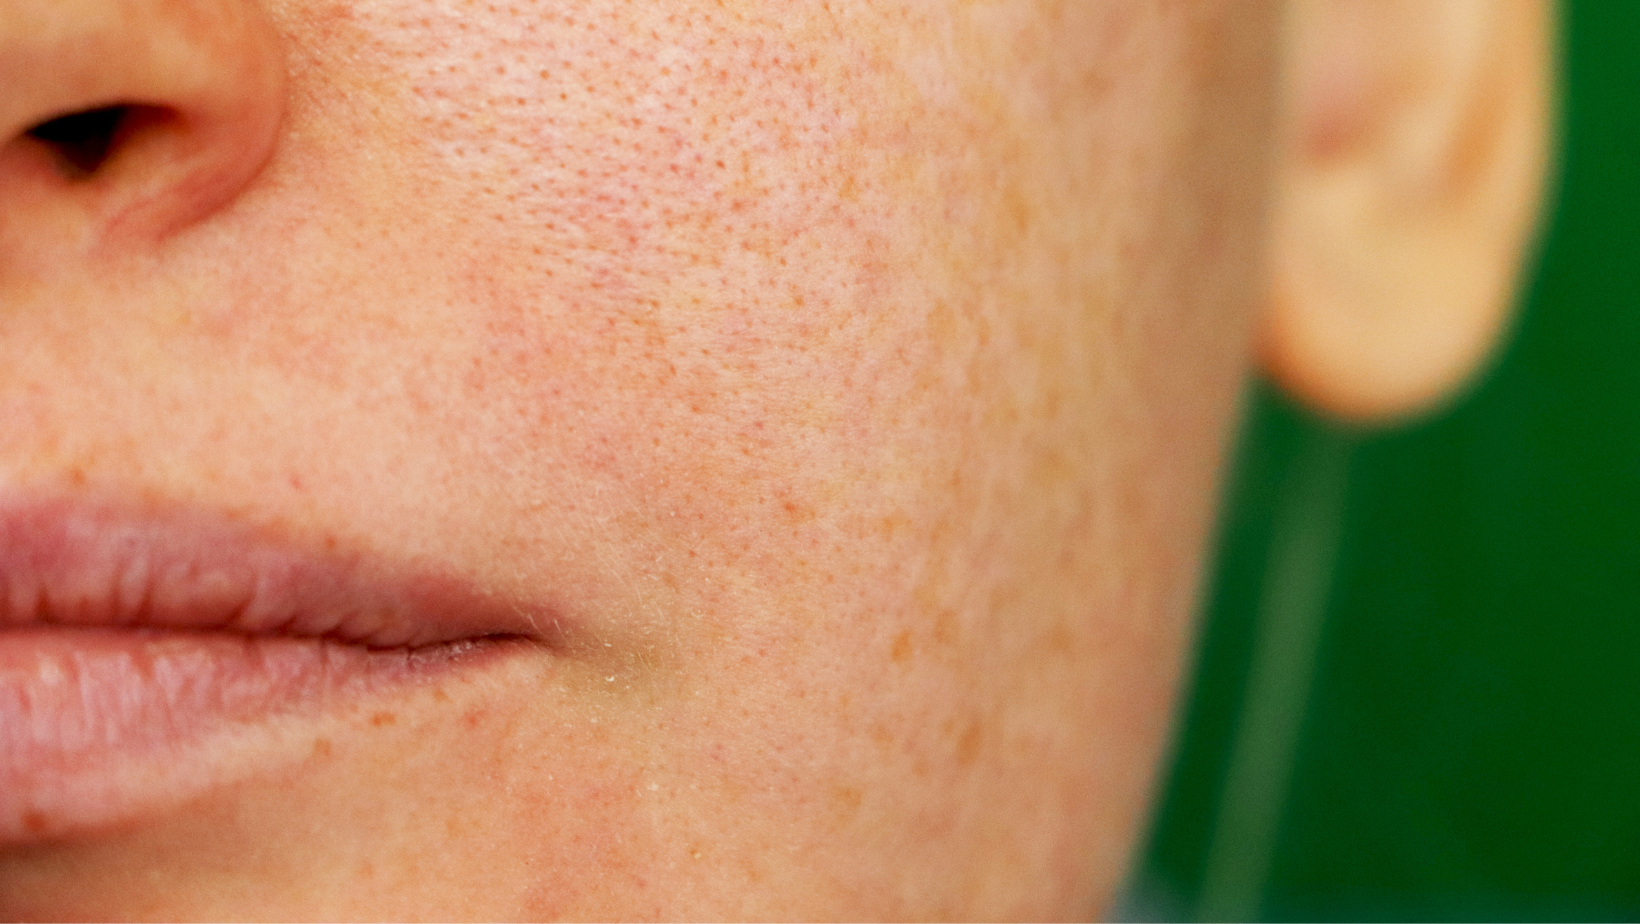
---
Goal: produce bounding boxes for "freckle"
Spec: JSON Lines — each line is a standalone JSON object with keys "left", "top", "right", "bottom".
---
{"left": 832, "top": 786, "right": 862, "bottom": 812}
{"left": 955, "top": 719, "right": 984, "bottom": 766}
{"left": 21, "top": 811, "right": 47, "bottom": 834}
{"left": 370, "top": 711, "right": 397, "bottom": 727}
{"left": 890, "top": 631, "right": 913, "bottom": 664}
{"left": 312, "top": 738, "right": 333, "bottom": 758}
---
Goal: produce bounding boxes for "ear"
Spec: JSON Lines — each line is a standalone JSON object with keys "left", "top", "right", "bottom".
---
{"left": 1261, "top": 0, "right": 1554, "bottom": 421}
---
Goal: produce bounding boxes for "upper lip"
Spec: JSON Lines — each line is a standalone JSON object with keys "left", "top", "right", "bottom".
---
{"left": 0, "top": 495, "right": 557, "bottom": 649}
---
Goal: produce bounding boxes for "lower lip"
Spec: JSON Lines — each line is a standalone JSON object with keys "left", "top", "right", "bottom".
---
{"left": 0, "top": 626, "right": 501, "bottom": 843}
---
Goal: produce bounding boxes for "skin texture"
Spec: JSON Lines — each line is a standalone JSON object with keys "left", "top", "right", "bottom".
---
{"left": 0, "top": 0, "right": 1545, "bottom": 918}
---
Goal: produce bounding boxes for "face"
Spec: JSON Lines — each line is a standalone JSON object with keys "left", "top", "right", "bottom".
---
{"left": 0, "top": 1, "right": 1280, "bottom": 918}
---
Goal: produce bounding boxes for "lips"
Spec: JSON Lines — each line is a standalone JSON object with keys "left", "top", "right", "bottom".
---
{"left": 0, "top": 496, "right": 557, "bottom": 844}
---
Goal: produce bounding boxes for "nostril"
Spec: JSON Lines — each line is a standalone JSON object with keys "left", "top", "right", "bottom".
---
{"left": 24, "top": 104, "right": 173, "bottom": 180}
{"left": 0, "top": 0, "right": 286, "bottom": 264}
{"left": 26, "top": 106, "right": 128, "bottom": 178}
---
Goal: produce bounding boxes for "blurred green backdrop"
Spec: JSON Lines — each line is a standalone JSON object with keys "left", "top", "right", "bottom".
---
{"left": 1129, "top": 1, "right": 1640, "bottom": 919}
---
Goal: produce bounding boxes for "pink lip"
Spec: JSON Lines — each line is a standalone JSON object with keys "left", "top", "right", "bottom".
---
{"left": 0, "top": 497, "right": 560, "bottom": 844}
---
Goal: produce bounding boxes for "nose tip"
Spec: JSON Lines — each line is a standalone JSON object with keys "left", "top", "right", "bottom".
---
{"left": 0, "top": 0, "right": 285, "bottom": 272}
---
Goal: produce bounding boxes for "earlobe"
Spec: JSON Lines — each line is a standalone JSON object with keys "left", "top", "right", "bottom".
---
{"left": 1260, "top": 0, "right": 1554, "bottom": 421}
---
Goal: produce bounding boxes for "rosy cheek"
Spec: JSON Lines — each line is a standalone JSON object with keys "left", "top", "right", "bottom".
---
{"left": 325, "top": 3, "right": 932, "bottom": 529}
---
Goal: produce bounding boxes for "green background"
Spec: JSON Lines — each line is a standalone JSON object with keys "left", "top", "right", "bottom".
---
{"left": 1130, "top": 1, "right": 1640, "bottom": 919}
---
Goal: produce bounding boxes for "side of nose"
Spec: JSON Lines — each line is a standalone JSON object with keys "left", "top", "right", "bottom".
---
{"left": 0, "top": 0, "right": 285, "bottom": 272}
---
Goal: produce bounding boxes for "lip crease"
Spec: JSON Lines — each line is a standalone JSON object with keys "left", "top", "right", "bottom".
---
{"left": 0, "top": 496, "right": 560, "bottom": 845}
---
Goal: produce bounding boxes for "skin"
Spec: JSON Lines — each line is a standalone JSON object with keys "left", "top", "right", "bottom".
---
{"left": 0, "top": 0, "right": 1547, "bottom": 919}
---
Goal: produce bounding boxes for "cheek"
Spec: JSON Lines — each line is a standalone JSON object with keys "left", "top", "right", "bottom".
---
{"left": 305, "top": 2, "right": 942, "bottom": 576}
{"left": 367, "top": 0, "right": 897, "bottom": 357}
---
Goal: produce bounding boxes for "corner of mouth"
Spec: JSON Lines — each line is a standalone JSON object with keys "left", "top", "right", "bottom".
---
{"left": 0, "top": 492, "right": 577, "bottom": 845}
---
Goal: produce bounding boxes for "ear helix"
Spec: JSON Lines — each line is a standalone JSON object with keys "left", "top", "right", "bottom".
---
{"left": 1259, "top": 0, "right": 1552, "bottom": 421}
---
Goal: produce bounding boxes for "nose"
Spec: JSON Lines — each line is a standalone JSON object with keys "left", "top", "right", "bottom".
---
{"left": 0, "top": 0, "right": 285, "bottom": 273}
